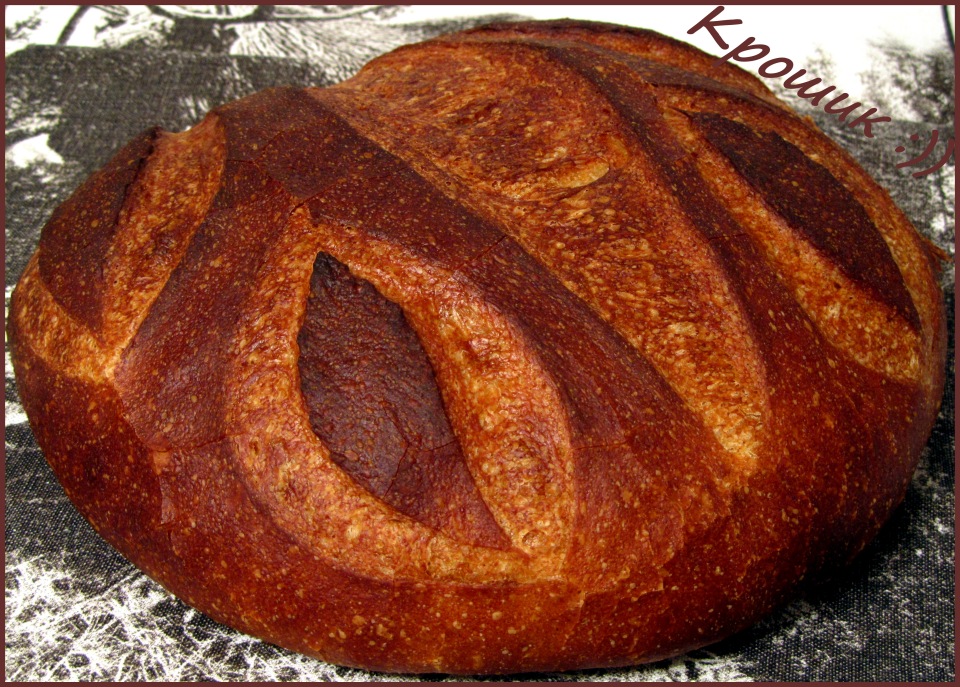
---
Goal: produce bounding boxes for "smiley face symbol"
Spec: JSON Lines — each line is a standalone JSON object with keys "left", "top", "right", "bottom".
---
{"left": 895, "top": 130, "right": 955, "bottom": 178}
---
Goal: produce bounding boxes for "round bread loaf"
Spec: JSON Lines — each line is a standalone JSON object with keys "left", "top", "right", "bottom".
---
{"left": 8, "top": 20, "right": 948, "bottom": 675}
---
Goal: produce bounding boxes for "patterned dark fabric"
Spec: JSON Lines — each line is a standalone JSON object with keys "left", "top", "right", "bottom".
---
{"left": 5, "top": 6, "right": 954, "bottom": 681}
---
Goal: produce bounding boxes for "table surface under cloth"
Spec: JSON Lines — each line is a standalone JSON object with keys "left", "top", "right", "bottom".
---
{"left": 4, "top": 5, "right": 955, "bottom": 682}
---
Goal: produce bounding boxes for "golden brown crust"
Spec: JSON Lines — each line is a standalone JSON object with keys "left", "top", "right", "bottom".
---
{"left": 8, "top": 20, "right": 947, "bottom": 674}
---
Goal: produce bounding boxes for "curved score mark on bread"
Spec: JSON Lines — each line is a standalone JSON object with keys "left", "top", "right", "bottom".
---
{"left": 689, "top": 112, "right": 919, "bottom": 331}
{"left": 99, "top": 118, "right": 226, "bottom": 360}
{"left": 38, "top": 127, "right": 161, "bottom": 336}
{"left": 38, "top": 118, "right": 225, "bottom": 375}
{"left": 651, "top": 84, "right": 940, "bottom": 395}
{"left": 20, "top": 118, "right": 226, "bottom": 445}
{"left": 296, "top": 250, "right": 510, "bottom": 550}
{"left": 661, "top": 109, "right": 922, "bottom": 383}
{"left": 301, "top": 224, "right": 579, "bottom": 577}
{"left": 225, "top": 208, "right": 577, "bottom": 584}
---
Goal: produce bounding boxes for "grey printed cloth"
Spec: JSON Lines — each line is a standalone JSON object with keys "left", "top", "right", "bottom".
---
{"left": 4, "top": 6, "right": 955, "bottom": 682}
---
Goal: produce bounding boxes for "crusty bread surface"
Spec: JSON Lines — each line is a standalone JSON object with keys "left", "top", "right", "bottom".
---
{"left": 8, "top": 20, "right": 947, "bottom": 674}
